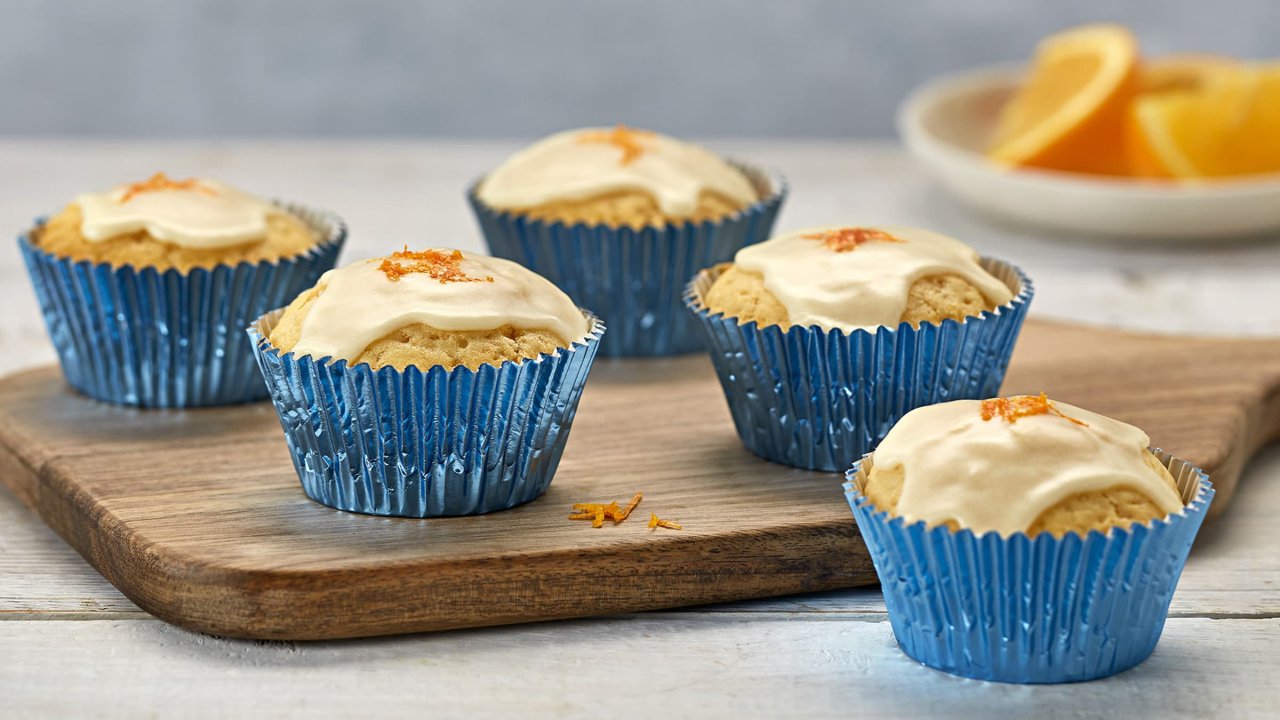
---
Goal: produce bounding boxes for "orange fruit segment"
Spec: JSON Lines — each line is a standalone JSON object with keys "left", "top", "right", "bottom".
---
{"left": 1127, "top": 54, "right": 1241, "bottom": 177}
{"left": 989, "top": 24, "right": 1138, "bottom": 175}
{"left": 1138, "top": 54, "right": 1239, "bottom": 94}
{"left": 1127, "top": 63, "right": 1280, "bottom": 179}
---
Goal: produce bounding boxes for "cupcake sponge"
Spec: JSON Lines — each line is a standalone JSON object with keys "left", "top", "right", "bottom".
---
{"left": 36, "top": 202, "right": 319, "bottom": 273}
{"left": 703, "top": 265, "right": 991, "bottom": 329}
{"left": 268, "top": 285, "right": 567, "bottom": 372}
{"left": 864, "top": 448, "right": 1181, "bottom": 538}
{"left": 511, "top": 188, "right": 750, "bottom": 229}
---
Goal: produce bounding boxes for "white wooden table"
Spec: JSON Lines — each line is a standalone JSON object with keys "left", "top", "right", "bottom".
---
{"left": 1, "top": 140, "right": 1277, "bottom": 718}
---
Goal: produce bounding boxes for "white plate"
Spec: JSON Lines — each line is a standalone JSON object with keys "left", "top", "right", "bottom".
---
{"left": 896, "top": 65, "right": 1280, "bottom": 242}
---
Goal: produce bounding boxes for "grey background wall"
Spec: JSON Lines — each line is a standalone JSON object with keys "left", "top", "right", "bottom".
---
{"left": 3, "top": 0, "right": 1275, "bottom": 138}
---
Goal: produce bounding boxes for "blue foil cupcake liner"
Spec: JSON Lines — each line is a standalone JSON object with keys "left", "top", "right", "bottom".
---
{"left": 845, "top": 450, "right": 1213, "bottom": 683}
{"left": 468, "top": 164, "right": 785, "bottom": 358}
{"left": 248, "top": 310, "right": 605, "bottom": 517}
{"left": 18, "top": 202, "right": 346, "bottom": 408}
{"left": 685, "top": 259, "right": 1032, "bottom": 471}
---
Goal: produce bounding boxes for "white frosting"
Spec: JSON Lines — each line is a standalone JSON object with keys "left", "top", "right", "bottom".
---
{"left": 476, "top": 126, "right": 759, "bottom": 216}
{"left": 870, "top": 398, "right": 1185, "bottom": 536}
{"left": 76, "top": 176, "right": 275, "bottom": 249}
{"left": 734, "top": 226, "right": 1014, "bottom": 331}
{"left": 290, "top": 249, "right": 591, "bottom": 363}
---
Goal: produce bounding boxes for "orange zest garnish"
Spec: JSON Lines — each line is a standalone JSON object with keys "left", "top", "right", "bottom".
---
{"left": 568, "top": 493, "right": 679, "bottom": 530}
{"left": 576, "top": 124, "right": 655, "bottom": 165}
{"left": 980, "top": 393, "right": 1088, "bottom": 426}
{"left": 648, "top": 513, "right": 682, "bottom": 531}
{"left": 568, "top": 493, "right": 644, "bottom": 528}
{"left": 804, "top": 227, "right": 904, "bottom": 253}
{"left": 118, "top": 172, "right": 216, "bottom": 203}
{"left": 617, "top": 492, "right": 643, "bottom": 522}
{"left": 378, "top": 247, "right": 494, "bottom": 284}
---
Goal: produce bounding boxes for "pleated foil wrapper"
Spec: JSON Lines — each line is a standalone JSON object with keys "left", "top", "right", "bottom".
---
{"left": 845, "top": 450, "right": 1214, "bottom": 684}
{"left": 248, "top": 310, "right": 605, "bottom": 518}
{"left": 18, "top": 202, "right": 346, "bottom": 408}
{"left": 685, "top": 259, "right": 1032, "bottom": 472}
{"left": 468, "top": 165, "right": 785, "bottom": 357}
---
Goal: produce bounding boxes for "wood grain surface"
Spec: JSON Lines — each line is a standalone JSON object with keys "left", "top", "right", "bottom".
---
{"left": 0, "top": 318, "right": 1277, "bottom": 641}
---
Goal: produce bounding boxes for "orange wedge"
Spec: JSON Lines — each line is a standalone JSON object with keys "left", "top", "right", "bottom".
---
{"left": 1127, "top": 63, "right": 1280, "bottom": 179}
{"left": 989, "top": 24, "right": 1138, "bottom": 175}
{"left": 1138, "top": 54, "right": 1239, "bottom": 94}
{"left": 1127, "top": 54, "right": 1240, "bottom": 177}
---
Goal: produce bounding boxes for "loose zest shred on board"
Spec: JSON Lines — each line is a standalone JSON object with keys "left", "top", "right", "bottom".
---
{"left": 577, "top": 124, "right": 655, "bottom": 165}
{"left": 805, "top": 227, "right": 903, "bottom": 253}
{"left": 568, "top": 493, "right": 681, "bottom": 531}
{"left": 378, "top": 247, "right": 494, "bottom": 284}
{"left": 118, "top": 172, "right": 216, "bottom": 203}
{"left": 568, "top": 493, "right": 644, "bottom": 528}
{"left": 647, "top": 513, "right": 682, "bottom": 531}
{"left": 980, "top": 393, "right": 1088, "bottom": 427}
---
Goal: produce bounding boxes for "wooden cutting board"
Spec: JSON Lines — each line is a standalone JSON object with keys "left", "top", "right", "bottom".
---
{"left": 1, "top": 319, "right": 1277, "bottom": 640}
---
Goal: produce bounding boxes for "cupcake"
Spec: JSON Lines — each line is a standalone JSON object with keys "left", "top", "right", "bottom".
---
{"left": 18, "top": 173, "right": 345, "bottom": 407}
{"left": 250, "top": 247, "right": 604, "bottom": 517}
{"left": 685, "top": 226, "right": 1031, "bottom": 471}
{"left": 845, "top": 395, "right": 1213, "bottom": 683}
{"left": 469, "top": 125, "right": 785, "bottom": 357}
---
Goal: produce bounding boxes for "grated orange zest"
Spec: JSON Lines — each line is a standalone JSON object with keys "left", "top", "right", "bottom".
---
{"left": 980, "top": 392, "right": 1087, "bottom": 426}
{"left": 378, "top": 246, "right": 494, "bottom": 284}
{"left": 615, "top": 493, "right": 643, "bottom": 523}
{"left": 567, "top": 492, "right": 646, "bottom": 528}
{"left": 118, "top": 172, "right": 216, "bottom": 203}
{"left": 576, "top": 124, "right": 655, "bottom": 165}
{"left": 648, "top": 512, "right": 682, "bottom": 531}
{"left": 804, "top": 227, "right": 903, "bottom": 253}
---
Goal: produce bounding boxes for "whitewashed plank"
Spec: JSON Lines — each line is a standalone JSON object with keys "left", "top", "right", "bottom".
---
{"left": 0, "top": 617, "right": 1276, "bottom": 719}
{"left": 1172, "top": 446, "right": 1280, "bottom": 617}
{"left": 0, "top": 480, "right": 141, "bottom": 617}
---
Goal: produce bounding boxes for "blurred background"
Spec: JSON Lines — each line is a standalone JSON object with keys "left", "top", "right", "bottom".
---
{"left": 2, "top": 0, "right": 1280, "bottom": 365}
{"left": 4, "top": 0, "right": 1275, "bottom": 138}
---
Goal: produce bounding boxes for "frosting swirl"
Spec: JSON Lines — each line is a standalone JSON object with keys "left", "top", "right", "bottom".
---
{"left": 289, "top": 249, "right": 590, "bottom": 362}
{"left": 870, "top": 397, "right": 1184, "bottom": 536}
{"left": 75, "top": 173, "right": 275, "bottom": 249}
{"left": 733, "top": 226, "right": 1014, "bottom": 331}
{"left": 477, "top": 126, "right": 758, "bottom": 216}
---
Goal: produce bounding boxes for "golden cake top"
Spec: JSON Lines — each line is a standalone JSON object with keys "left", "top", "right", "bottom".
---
{"left": 870, "top": 396, "right": 1184, "bottom": 536}
{"left": 476, "top": 125, "right": 758, "bottom": 217}
{"left": 74, "top": 173, "right": 278, "bottom": 249}
{"left": 731, "top": 226, "right": 1013, "bottom": 331}
{"left": 287, "top": 248, "right": 590, "bottom": 363}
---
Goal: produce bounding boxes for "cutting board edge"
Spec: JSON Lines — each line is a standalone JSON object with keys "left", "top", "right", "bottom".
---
{"left": 3, "top": 440, "right": 878, "bottom": 640}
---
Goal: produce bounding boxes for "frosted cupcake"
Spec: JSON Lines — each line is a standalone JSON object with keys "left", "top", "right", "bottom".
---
{"left": 19, "top": 173, "right": 344, "bottom": 407}
{"left": 846, "top": 395, "right": 1213, "bottom": 683}
{"left": 469, "top": 125, "right": 785, "bottom": 357}
{"left": 685, "top": 226, "right": 1030, "bottom": 471}
{"left": 250, "top": 248, "right": 604, "bottom": 517}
